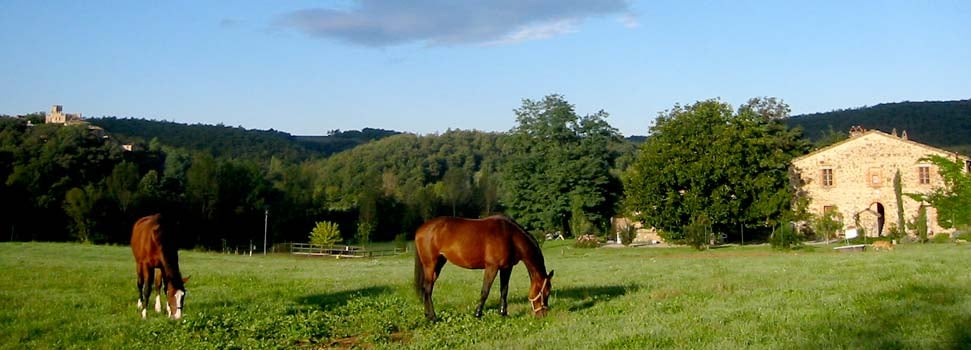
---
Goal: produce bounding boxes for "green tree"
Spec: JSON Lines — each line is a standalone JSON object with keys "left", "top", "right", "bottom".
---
{"left": 893, "top": 170, "right": 906, "bottom": 235}
{"left": 186, "top": 153, "right": 218, "bottom": 220}
{"left": 811, "top": 208, "right": 843, "bottom": 241}
{"left": 502, "top": 94, "right": 622, "bottom": 235}
{"left": 441, "top": 166, "right": 472, "bottom": 216}
{"left": 309, "top": 221, "right": 341, "bottom": 246}
{"left": 475, "top": 166, "right": 500, "bottom": 216}
{"left": 907, "top": 155, "right": 971, "bottom": 230}
{"left": 106, "top": 161, "right": 140, "bottom": 214}
{"left": 64, "top": 184, "right": 104, "bottom": 243}
{"left": 911, "top": 205, "right": 929, "bottom": 243}
{"left": 624, "top": 98, "right": 810, "bottom": 242}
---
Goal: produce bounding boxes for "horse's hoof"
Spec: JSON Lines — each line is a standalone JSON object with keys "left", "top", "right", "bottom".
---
{"left": 474, "top": 312, "right": 483, "bottom": 318}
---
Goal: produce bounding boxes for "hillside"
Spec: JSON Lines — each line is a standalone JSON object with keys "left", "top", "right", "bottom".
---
{"left": 88, "top": 117, "right": 399, "bottom": 160}
{"left": 787, "top": 99, "right": 971, "bottom": 154}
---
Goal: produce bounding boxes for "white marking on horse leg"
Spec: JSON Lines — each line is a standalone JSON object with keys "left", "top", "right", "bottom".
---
{"left": 154, "top": 295, "right": 162, "bottom": 313}
{"left": 172, "top": 290, "right": 185, "bottom": 320}
{"left": 137, "top": 299, "right": 143, "bottom": 309}
{"left": 141, "top": 308, "right": 147, "bottom": 319}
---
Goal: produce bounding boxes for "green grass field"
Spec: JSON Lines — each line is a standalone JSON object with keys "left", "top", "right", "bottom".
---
{"left": 2, "top": 241, "right": 970, "bottom": 349}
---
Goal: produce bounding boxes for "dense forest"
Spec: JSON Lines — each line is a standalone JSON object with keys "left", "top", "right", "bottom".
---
{"left": 787, "top": 99, "right": 971, "bottom": 154}
{"left": 89, "top": 117, "right": 399, "bottom": 161}
{"left": 0, "top": 96, "right": 633, "bottom": 249}
{"left": 2, "top": 97, "right": 968, "bottom": 249}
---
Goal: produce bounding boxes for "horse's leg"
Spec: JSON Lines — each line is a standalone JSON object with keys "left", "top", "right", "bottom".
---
{"left": 422, "top": 256, "right": 447, "bottom": 321}
{"left": 136, "top": 264, "right": 147, "bottom": 314}
{"left": 154, "top": 269, "right": 164, "bottom": 313}
{"left": 475, "top": 267, "right": 499, "bottom": 318}
{"left": 139, "top": 265, "right": 155, "bottom": 319}
{"left": 498, "top": 267, "right": 512, "bottom": 316}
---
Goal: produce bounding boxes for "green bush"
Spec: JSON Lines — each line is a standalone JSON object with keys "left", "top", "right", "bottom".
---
{"left": 909, "top": 206, "right": 929, "bottom": 243}
{"left": 618, "top": 224, "right": 637, "bottom": 246}
{"left": 770, "top": 223, "right": 803, "bottom": 250}
{"left": 393, "top": 232, "right": 408, "bottom": 250}
{"left": 885, "top": 223, "right": 905, "bottom": 240}
{"left": 930, "top": 233, "right": 952, "bottom": 244}
{"left": 309, "top": 221, "right": 341, "bottom": 246}
{"left": 569, "top": 211, "right": 594, "bottom": 237}
{"left": 683, "top": 214, "right": 711, "bottom": 251}
{"left": 355, "top": 221, "right": 373, "bottom": 247}
{"left": 811, "top": 208, "right": 843, "bottom": 241}
{"left": 531, "top": 230, "right": 547, "bottom": 247}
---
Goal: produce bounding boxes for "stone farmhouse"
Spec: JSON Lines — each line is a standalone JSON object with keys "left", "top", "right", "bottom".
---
{"left": 45, "top": 105, "right": 84, "bottom": 125}
{"left": 790, "top": 127, "right": 970, "bottom": 238}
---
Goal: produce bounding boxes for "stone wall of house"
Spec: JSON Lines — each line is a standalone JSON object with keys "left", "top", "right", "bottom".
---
{"left": 791, "top": 130, "right": 961, "bottom": 237}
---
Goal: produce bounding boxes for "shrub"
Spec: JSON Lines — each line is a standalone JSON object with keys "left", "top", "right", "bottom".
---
{"left": 569, "top": 211, "right": 594, "bottom": 237}
{"left": 811, "top": 208, "right": 843, "bottom": 241}
{"left": 770, "top": 222, "right": 803, "bottom": 250}
{"left": 909, "top": 206, "right": 929, "bottom": 243}
{"left": 885, "top": 223, "right": 905, "bottom": 240}
{"left": 393, "top": 232, "right": 408, "bottom": 250}
{"left": 309, "top": 221, "right": 341, "bottom": 247}
{"left": 355, "top": 221, "right": 373, "bottom": 247}
{"left": 574, "top": 234, "right": 600, "bottom": 248}
{"left": 684, "top": 214, "right": 711, "bottom": 251}
{"left": 930, "top": 233, "right": 951, "bottom": 244}
{"left": 531, "top": 231, "right": 547, "bottom": 247}
{"left": 618, "top": 224, "right": 637, "bottom": 246}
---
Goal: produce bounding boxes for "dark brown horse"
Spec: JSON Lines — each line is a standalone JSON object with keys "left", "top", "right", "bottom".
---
{"left": 131, "top": 214, "right": 188, "bottom": 319}
{"left": 414, "top": 215, "right": 553, "bottom": 321}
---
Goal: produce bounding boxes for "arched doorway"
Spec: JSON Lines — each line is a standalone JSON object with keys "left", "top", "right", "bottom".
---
{"left": 875, "top": 203, "right": 885, "bottom": 237}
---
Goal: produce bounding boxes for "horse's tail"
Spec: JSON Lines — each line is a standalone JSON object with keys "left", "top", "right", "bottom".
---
{"left": 413, "top": 248, "right": 424, "bottom": 299}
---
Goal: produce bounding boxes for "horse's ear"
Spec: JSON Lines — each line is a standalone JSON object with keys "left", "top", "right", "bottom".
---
{"left": 548, "top": 270, "right": 554, "bottom": 279}
{"left": 182, "top": 276, "right": 190, "bottom": 284}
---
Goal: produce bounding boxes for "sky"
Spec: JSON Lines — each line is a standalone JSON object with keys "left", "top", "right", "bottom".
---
{"left": 1, "top": 0, "right": 969, "bottom": 137}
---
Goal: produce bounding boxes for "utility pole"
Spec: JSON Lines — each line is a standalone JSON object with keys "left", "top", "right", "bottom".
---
{"left": 263, "top": 208, "right": 269, "bottom": 255}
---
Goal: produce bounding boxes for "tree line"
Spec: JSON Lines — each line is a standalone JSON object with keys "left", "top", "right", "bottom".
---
{"left": 6, "top": 95, "right": 962, "bottom": 250}
{"left": 787, "top": 99, "right": 971, "bottom": 154}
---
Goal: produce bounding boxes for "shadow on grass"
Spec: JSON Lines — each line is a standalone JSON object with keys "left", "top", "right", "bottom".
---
{"left": 295, "top": 285, "right": 393, "bottom": 312}
{"left": 555, "top": 284, "right": 639, "bottom": 312}
{"left": 799, "top": 282, "right": 971, "bottom": 349}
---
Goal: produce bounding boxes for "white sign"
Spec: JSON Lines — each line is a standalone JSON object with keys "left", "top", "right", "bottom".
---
{"left": 844, "top": 228, "right": 858, "bottom": 239}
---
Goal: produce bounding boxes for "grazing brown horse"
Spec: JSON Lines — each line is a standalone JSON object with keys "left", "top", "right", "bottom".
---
{"left": 131, "top": 214, "right": 188, "bottom": 319}
{"left": 414, "top": 215, "right": 554, "bottom": 321}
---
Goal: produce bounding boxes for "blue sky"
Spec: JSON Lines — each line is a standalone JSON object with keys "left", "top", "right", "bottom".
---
{"left": 1, "top": 1, "right": 968, "bottom": 137}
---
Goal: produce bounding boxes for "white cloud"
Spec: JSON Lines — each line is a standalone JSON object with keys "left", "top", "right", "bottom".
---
{"left": 275, "top": 0, "right": 633, "bottom": 47}
{"left": 485, "top": 19, "right": 579, "bottom": 46}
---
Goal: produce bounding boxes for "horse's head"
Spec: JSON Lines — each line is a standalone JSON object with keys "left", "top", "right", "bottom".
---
{"left": 529, "top": 270, "right": 554, "bottom": 317}
{"left": 166, "top": 277, "right": 189, "bottom": 320}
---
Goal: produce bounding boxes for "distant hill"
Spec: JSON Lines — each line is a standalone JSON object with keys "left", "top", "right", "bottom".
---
{"left": 786, "top": 99, "right": 971, "bottom": 155}
{"left": 295, "top": 128, "right": 401, "bottom": 155}
{"left": 88, "top": 117, "right": 400, "bottom": 161}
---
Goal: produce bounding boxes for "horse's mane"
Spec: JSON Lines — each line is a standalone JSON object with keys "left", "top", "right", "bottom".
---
{"left": 495, "top": 215, "right": 547, "bottom": 277}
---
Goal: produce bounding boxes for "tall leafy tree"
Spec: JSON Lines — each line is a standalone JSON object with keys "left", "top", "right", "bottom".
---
{"left": 908, "top": 155, "right": 971, "bottom": 229}
{"left": 63, "top": 184, "right": 105, "bottom": 243}
{"left": 624, "top": 98, "right": 810, "bottom": 242}
{"left": 441, "top": 166, "right": 472, "bottom": 216}
{"left": 502, "top": 94, "right": 622, "bottom": 235}
{"left": 106, "top": 161, "right": 140, "bottom": 214}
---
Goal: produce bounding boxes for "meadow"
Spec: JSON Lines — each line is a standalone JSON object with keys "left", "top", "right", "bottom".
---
{"left": 1, "top": 241, "right": 970, "bottom": 349}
